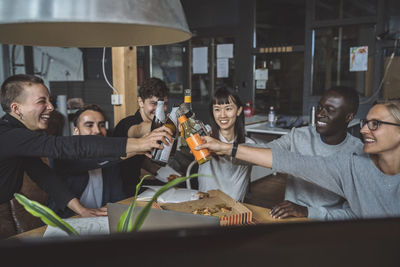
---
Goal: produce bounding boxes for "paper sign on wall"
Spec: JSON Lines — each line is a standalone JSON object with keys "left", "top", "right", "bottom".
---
{"left": 217, "top": 58, "right": 229, "bottom": 78}
{"left": 255, "top": 68, "right": 268, "bottom": 90}
{"left": 255, "top": 68, "right": 268, "bottom": 80}
{"left": 217, "top": 44, "right": 233, "bottom": 58}
{"left": 256, "top": 80, "right": 267, "bottom": 89}
{"left": 193, "top": 47, "right": 208, "bottom": 74}
{"left": 350, "top": 46, "right": 368, "bottom": 72}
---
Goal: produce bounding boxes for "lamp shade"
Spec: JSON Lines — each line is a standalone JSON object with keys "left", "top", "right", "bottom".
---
{"left": 0, "top": 0, "right": 191, "bottom": 47}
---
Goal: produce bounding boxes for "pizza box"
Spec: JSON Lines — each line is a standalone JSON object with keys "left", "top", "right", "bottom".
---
{"left": 160, "top": 189, "right": 252, "bottom": 226}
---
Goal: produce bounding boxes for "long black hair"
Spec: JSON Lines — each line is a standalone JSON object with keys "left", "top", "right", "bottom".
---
{"left": 209, "top": 87, "right": 246, "bottom": 144}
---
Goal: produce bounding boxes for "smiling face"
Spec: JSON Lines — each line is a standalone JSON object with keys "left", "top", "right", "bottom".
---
{"left": 138, "top": 96, "right": 168, "bottom": 122}
{"left": 315, "top": 91, "right": 352, "bottom": 142}
{"left": 212, "top": 96, "right": 243, "bottom": 134}
{"left": 74, "top": 110, "right": 107, "bottom": 136}
{"left": 360, "top": 104, "right": 400, "bottom": 155}
{"left": 10, "top": 83, "right": 54, "bottom": 131}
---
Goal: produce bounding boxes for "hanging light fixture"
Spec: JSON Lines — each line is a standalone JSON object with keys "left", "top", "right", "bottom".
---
{"left": 0, "top": 0, "right": 191, "bottom": 47}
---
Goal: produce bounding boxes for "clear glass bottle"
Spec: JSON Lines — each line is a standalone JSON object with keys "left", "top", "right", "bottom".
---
{"left": 151, "top": 100, "right": 172, "bottom": 166}
{"left": 179, "top": 88, "right": 193, "bottom": 118}
{"left": 178, "top": 88, "right": 208, "bottom": 141}
{"left": 310, "top": 106, "right": 316, "bottom": 126}
{"left": 268, "top": 106, "right": 275, "bottom": 128}
{"left": 165, "top": 105, "right": 179, "bottom": 158}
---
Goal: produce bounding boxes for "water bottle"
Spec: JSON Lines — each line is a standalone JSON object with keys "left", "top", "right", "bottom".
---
{"left": 310, "top": 106, "right": 316, "bottom": 126}
{"left": 244, "top": 101, "right": 254, "bottom": 118}
{"left": 268, "top": 106, "right": 275, "bottom": 128}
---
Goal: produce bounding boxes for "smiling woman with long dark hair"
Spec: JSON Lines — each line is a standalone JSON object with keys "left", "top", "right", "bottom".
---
{"left": 197, "top": 88, "right": 255, "bottom": 202}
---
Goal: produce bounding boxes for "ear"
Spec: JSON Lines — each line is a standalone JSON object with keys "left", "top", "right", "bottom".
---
{"left": 73, "top": 127, "right": 80, "bottom": 135}
{"left": 138, "top": 97, "right": 144, "bottom": 108}
{"left": 345, "top": 113, "right": 355, "bottom": 123}
{"left": 237, "top": 106, "right": 243, "bottom": 116}
{"left": 10, "top": 102, "right": 20, "bottom": 115}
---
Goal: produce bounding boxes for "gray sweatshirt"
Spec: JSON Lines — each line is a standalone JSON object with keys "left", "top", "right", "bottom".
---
{"left": 272, "top": 148, "right": 400, "bottom": 219}
{"left": 266, "top": 126, "right": 364, "bottom": 220}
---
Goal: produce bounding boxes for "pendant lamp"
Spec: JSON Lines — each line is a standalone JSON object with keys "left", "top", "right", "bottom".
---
{"left": 0, "top": 0, "right": 191, "bottom": 47}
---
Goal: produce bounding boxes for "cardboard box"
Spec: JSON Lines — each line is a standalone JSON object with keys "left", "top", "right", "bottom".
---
{"left": 160, "top": 190, "right": 253, "bottom": 226}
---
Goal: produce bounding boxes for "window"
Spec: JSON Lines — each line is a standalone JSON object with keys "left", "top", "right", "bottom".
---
{"left": 255, "top": 0, "right": 305, "bottom": 115}
{"left": 190, "top": 36, "right": 236, "bottom": 103}
{"left": 150, "top": 44, "right": 186, "bottom": 95}
{"left": 315, "top": 0, "right": 377, "bottom": 21}
{"left": 312, "top": 24, "right": 376, "bottom": 96}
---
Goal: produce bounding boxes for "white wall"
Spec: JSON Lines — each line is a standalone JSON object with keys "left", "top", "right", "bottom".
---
{"left": 6, "top": 45, "right": 84, "bottom": 90}
{"left": 0, "top": 45, "right": 84, "bottom": 116}
{"left": 33, "top": 46, "right": 84, "bottom": 86}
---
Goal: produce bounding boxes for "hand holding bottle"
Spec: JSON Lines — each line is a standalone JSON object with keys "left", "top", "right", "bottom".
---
{"left": 151, "top": 101, "right": 178, "bottom": 165}
{"left": 124, "top": 125, "right": 173, "bottom": 158}
{"left": 195, "top": 135, "right": 233, "bottom": 156}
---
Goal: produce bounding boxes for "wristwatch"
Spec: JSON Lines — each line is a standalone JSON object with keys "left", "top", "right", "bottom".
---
{"left": 231, "top": 141, "right": 238, "bottom": 158}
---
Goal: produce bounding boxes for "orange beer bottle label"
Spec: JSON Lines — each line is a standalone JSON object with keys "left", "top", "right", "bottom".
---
{"left": 185, "top": 133, "right": 210, "bottom": 161}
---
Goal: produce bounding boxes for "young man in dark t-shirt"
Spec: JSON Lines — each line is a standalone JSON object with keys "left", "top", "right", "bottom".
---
{"left": 113, "top": 78, "right": 169, "bottom": 196}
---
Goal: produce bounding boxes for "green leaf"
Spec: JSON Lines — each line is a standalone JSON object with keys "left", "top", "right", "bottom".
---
{"left": 132, "top": 173, "right": 199, "bottom": 232}
{"left": 117, "top": 175, "right": 149, "bottom": 232}
{"left": 14, "top": 193, "right": 78, "bottom": 236}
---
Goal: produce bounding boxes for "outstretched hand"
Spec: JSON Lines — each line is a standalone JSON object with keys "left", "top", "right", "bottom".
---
{"left": 269, "top": 200, "right": 308, "bottom": 219}
{"left": 195, "top": 136, "right": 232, "bottom": 156}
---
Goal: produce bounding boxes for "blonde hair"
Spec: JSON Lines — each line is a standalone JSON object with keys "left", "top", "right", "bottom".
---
{"left": 379, "top": 99, "right": 400, "bottom": 124}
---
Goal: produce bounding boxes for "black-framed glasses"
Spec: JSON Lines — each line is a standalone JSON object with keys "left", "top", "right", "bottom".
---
{"left": 360, "top": 119, "right": 400, "bottom": 131}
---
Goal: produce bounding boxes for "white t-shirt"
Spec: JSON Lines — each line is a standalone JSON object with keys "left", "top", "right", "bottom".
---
{"left": 198, "top": 134, "right": 255, "bottom": 201}
{"left": 80, "top": 168, "right": 103, "bottom": 209}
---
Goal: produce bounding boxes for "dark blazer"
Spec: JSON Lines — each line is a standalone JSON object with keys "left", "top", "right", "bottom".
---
{"left": 49, "top": 158, "right": 127, "bottom": 218}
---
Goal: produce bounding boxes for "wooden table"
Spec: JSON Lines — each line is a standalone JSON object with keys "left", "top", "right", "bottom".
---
{"left": 11, "top": 198, "right": 309, "bottom": 239}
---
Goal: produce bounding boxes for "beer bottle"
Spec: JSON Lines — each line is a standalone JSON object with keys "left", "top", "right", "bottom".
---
{"left": 151, "top": 100, "right": 170, "bottom": 166}
{"left": 178, "top": 114, "right": 211, "bottom": 165}
{"left": 178, "top": 88, "right": 208, "bottom": 137}
{"left": 167, "top": 105, "right": 179, "bottom": 133}
{"left": 164, "top": 105, "right": 179, "bottom": 158}
{"left": 181, "top": 88, "right": 193, "bottom": 117}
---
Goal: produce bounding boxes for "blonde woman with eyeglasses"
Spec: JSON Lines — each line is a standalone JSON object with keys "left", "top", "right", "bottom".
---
{"left": 197, "top": 99, "right": 400, "bottom": 219}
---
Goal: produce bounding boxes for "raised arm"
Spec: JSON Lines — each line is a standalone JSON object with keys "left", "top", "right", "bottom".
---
{"left": 197, "top": 135, "right": 348, "bottom": 199}
{"left": 0, "top": 124, "right": 172, "bottom": 159}
{"left": 197, "top": 136, "right": 273, "bottom": 168}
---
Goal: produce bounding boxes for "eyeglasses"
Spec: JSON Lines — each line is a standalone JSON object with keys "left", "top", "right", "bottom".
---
{"left": 360, "top": 119, "right": 400, "bottom": 131}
